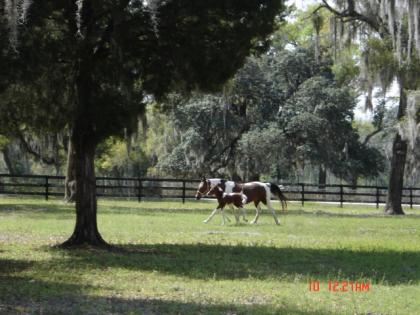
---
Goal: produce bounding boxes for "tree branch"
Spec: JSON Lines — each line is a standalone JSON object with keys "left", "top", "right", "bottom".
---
{"left": 363, "top": 127, "right": 383, "bottom": 146}
{"left": 16, "top": 132, "right": 58, "bottom": 166}
{"left": 317, "top": 0, "right": 385, "bottom": 36}
{"left": 208, "top": 124, "right": 250, "bottom": 169}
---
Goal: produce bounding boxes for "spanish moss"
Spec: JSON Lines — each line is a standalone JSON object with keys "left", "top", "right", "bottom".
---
{"left": 3, "top": 0, "right": 31, "bottom": 47}
{"left": 400, "top": 91, "right": 420, "bottom": 150}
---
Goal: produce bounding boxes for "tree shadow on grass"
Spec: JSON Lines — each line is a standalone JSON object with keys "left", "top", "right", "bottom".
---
{"left": 0, "top": 255, "right": 331, "bottom": 314}
{"left": 0, "top": 203, "right": 74, "bottom": 218}
{"left": 0, "top": 276, "right": 332, "bottom": 315}
{"left": 51, "top": 243, "right": 420, "bottom": 285}
{"left": 0, "top": 258, "right": 35, "bottom": 275}
{"left": 0, "top": 202, "right": 206, "bottom": 218}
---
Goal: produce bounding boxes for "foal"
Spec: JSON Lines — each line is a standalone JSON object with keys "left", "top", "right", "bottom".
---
{"left": 203, "top": 185, "right": 248, "bottom": 225}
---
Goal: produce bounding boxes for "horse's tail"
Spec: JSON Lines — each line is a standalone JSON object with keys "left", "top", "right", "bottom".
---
{"left": 269, "top": 183, "right": 287, "bottom": 212}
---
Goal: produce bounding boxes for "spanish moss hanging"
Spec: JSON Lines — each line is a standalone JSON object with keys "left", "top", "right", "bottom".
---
{"left": 3, "top": 0, "right": 31, "bottom": 47}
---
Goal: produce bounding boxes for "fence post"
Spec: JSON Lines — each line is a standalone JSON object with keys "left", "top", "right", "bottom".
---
{"left": 45, "top": 176, "right": 49, "bottom": 201}
{"left": 182, "top": 180, "right": 186, "bottom": 204}
{"left": 301, "top": 183, "right": 305, "bottom": 207}
{"left": 376, "top": 187, "right": 380, "bottom": 209}
{"left": 339, "top": 184, "right": 343, "bottom": 208}
{"left": 138, "top": 178, "right": 142, "bottom": 202}
{"left": 410, "top": 187, "right": 413, "bottom": 209}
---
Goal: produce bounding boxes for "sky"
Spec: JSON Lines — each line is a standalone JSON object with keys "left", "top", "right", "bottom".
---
{"left": 289, "top": 0, "right": 316, "bottom": 10}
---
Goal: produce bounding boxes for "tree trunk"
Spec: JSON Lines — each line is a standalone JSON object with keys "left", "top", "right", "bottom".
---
{"left": 318, "top": 164, "right": 326, "bottom": 188}
{"left": 384, "top": 133, "right": 407, "bottom": 215}
{"left": 61, "top": 126, "right": 108, "bottom": 247}
{"left": 1, "top": 146, "right": 15, "bottom": 174}
{"left": 64, "top": 136, "right": 76, "bottom": 202}
{"left": 52, "top": 134, "right": 61, "bottom": 175}
{"left": 61, "top": 31, "right": 108, "bottom": 246}
{"left": 385, "top": 79, "right": 408, "bottom": 215}
{"left": 349, "top": 175, "right": 358, "bottom": 190}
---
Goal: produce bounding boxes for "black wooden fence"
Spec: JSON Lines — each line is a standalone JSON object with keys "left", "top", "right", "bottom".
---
{"left": 0, "top": 174, "right": 419, "bottom": 208}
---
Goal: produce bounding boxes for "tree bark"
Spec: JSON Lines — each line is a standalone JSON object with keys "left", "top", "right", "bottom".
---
{"left": 349, "top": 175, "right": 358, "bottom": 190}
{"left": 61, "top": 18, "right": 109, "bottom": 246}
{"left": 1, "top": 146, "right": 15, "bottom": 174}
{"left": 318, "top": 164, "right": 326, "bottom": 188}
{"left": 384, "top": 80, "right": 408, "bottom": 215}
{"left": 61, "top": 125, "right": 108, "bottom": 248}
{"left": 384, "top": 132, "right": 407, "bottom": 215}
{"left": 64, "top": 136, "right": 76, "bottom": 202}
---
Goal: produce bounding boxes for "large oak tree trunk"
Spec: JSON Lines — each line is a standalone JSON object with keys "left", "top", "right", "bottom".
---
{"left": 385, "top": 79, "right": 408, "bottom": 215}
{"left": 61, "top": 126, "right": 108, "bottom": 247}
{"left": 61, "top": 28, "right": 108, "bottom": 246}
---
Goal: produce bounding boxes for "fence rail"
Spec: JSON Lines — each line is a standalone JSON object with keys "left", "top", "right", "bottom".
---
{"left": 0, "top": 174, "right": 419, "bottom": 208}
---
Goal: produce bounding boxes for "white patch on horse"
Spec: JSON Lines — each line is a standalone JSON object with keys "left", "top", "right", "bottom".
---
{"left": 208, "top": 178, "right": 222, "bottom": 188}
{"left": 255, "top": 182, "right": 272, "bottom": 201}
{"left": 241, "top": 194, "right": 248, "bottom": 204}
{"left": 224, "top": 181, "right": 235, "bottom": 193}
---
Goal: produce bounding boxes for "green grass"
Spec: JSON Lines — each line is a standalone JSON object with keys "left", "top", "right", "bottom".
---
{"left": 0, "top": 197, "right": 420, "bottom": 314}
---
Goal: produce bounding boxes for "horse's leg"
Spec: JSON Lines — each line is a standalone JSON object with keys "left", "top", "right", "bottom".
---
{"left": 250, "top": 201, "right": 260, "bottom": 224}
{"left": 203, "top": 207, "right": 219, "bottom": 223}
{"left": 221, "top": 209, "right": 225, "bottom": 225}
{"left": 240, "top": 207, "right": 248, "bottom": 222}
{"left": 229, "top": 204, "right": 240, "bottom": 224}
{"left": 267, "top": 199, "right": 280, "bottom": 225}
{"left": 224, "top": 211, "right": 232, "bottom": 223}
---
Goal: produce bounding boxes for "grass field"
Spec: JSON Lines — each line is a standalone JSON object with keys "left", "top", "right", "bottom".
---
{"left": 0, "top": 197, "right": 420, "bottom": 315}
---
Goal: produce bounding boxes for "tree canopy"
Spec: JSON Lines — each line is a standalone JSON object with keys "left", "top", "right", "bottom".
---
{"left": 1, "top": 0, "right": 287, "bottom": 246}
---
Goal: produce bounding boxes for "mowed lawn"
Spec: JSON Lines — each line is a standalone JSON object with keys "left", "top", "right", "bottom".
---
{"left": 1, "top": 197, "right": 420, "bottom": 315}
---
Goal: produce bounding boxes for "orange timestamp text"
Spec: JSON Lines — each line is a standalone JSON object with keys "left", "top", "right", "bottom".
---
{"left": 308, "top": 279, "right": 370, "bottom": 292}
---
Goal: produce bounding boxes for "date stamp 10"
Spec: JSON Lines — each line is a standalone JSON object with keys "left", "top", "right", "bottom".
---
{"left": 309, "top": 279, "right": 370, "bottom": 292}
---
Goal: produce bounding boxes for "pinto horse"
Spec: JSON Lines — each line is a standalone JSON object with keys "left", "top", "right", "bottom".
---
{"left": 204, "top": 185, "right": 248, "bottom": 225}
{"left": 195, "top": 177, "right": 287, "bottom": 225}
{"left": 241, "top": 181, "right": 287, "bottom": 225}
{"left": 195, "top": 178, "right": 247, "bottom": 224}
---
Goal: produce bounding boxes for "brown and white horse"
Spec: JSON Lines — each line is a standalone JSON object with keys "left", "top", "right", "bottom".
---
{"left": 195, "top": 177, "right": 287, "bottom": 225}
{"left": 196, "top": 178, "right": 247, "bottom": 224}
{"left": 205, "top": 185, "right": 248, "bottom": 225}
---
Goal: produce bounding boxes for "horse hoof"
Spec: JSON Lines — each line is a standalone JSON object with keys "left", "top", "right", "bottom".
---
{"left": 250, "top": 221, "right": 257, "bottom": 225}
{"left": 203, "top": 220, "right": 209, "bottom": 224}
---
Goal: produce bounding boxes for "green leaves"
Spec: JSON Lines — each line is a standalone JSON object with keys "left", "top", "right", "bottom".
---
{"left": 1, "top": 0, "right": 287, "bottom": 145}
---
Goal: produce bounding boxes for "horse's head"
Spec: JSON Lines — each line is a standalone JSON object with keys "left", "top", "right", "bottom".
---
{"left": 195, "top": 177, "right": 210, "bottom": 200}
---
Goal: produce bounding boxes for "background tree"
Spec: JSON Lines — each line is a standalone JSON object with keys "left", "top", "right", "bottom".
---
{"left": 156, "top": 38, "right": 385, "bottom": 185}
{"left": 316, "top": 0, "right": 420, "bottom": 214}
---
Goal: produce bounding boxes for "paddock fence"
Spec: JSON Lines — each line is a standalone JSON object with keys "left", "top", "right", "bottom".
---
{"left": 0, "top": 174, "right": 419, "bottom": 208}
